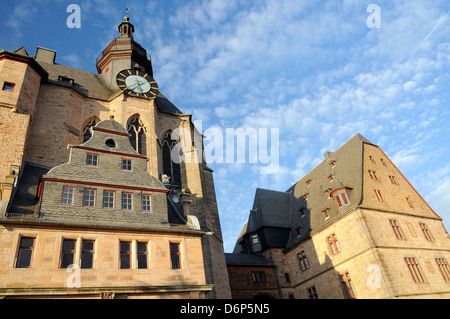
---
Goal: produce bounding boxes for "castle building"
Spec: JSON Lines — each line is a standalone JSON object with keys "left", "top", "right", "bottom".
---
{"left": 229, "top": 134, "right": 450, "bottom": 299}
{"left": 0, "top": 14, "right": 231, "bottom": 298}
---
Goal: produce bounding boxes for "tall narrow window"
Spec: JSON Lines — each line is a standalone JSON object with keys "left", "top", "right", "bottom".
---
{"left": 120, "top": 242, "right": 131, "bottom": 269}
{"left": 142, "top": 194, "right": 151, "bottom": 212}
{"left": 420, "top": 223, "right": 434, "bottom": 242}
{"left": 340, "top": 272, "right": 357, "bottom": 298}
{"left": 83, "top": 189, "right": 96, "bottom": 207}
{"left": 435, "top": 257, "right": 450, "bottom": 282}
{"left": 82, "top": 118, "right": 98, "bottom": 143}
{"left": 307, "top": 286, "right": 319, "bottom": 299}
{"left": 406, "top": 196, "right": 414, "bottom": 208}
{"left": 374, "top": 189, "right": 384, "bottom": 202}
{"left": 137, "top": 242, "right": 148, "bottom": 269}
{"left": 335, "top": 195, "right": 342, "bottom": 208}
{"left": 405, "top": 257, "right": 425, "bottom": 283}
{"left": 61, "top": 239, "right": 76, "bottom": 268}
{"left": 16, "top": 237, "right": 35, "bottom": 268}
{"left": 368, "top": 170, "right": 379, "bottom": 180}
{"left": 103, "top": 191, "right": 115, "bottom": 209}
{"left": 162, "top": 132, "right": 181, "bottom": 187}
{"left": 122, "top": 192, "right": 133, "bottom": 210}
{"left": 127, "top": 115, "right": 147, "bottom": 156}
{"left": 341, "top": 193, "right": 349, "bottom": 205}
{"left": 61, "top": 186, "right": 75, "bottom": 206}
{"left": 390, "top": 219, "right": 405, "bottom": 240}
{"left": 170, "top": 243, "right": 181, "bottom": 269}
{"left": 327, "top": 234, "right": 341, "bottom": 255}
{"left": 298, "top": 251, "right": 310, "bottom": 271}
{"left": 81, "top": 240, "right": 95, "bottom": 269}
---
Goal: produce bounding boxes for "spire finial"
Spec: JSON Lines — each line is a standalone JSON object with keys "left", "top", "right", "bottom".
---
{"left": 124, "top": 8, "right": 130, "bottom": 21}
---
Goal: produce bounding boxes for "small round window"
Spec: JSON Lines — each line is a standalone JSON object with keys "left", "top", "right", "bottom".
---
{"left": 105, "top": 139, "right": 116, "bottom": 148}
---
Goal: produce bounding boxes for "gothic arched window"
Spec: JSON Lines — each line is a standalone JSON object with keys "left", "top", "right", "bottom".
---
{"left": 162, "top": 131, "right": 181, "bottom": 187}
{"left": 82, "top": 117, "right": 99, "bottom": 143}
{"left": 127, "top": 115, "right": 147, "bottom": 156}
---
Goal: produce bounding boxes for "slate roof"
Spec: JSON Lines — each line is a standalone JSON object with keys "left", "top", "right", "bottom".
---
{"left": 234, "top": 133, "right": 372, "bottom": 253}
{"left": 6, "top": 162, "right": 50, "bottom": 217}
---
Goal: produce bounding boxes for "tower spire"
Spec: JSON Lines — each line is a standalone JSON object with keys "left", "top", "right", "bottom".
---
{"left": 118, "top": 8, "right": 134, "bottom": 38}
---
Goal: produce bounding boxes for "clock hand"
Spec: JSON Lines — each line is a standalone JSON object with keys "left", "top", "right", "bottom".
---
{"left": 135, "top": 79, "right": 143, "bottom": 93}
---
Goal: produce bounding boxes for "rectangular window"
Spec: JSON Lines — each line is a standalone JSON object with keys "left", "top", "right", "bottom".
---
{"left": 435, "top": 257, "right": 450, "bottom": 282}
{"left": 2, "top": 82, "right": 15, "bottom": 92}
{"left": 335, "top": 195, "right": 342, "bottom": 208}
{"left": 170, "top": 243, "right": 181, "bottom": 269}
{"left": 389, "top": 175, "right": 398, "bottom": 184}
{"left": 420, "top": 223, "right": 434, "bottom": 242}
{"left": 390, "top": 219, "right": 405, "bottom": 240}
{"left": 142, "top": 194, "right": 152, "bottom": 212}
{"left": 341, "top": 193, "right": 349, "bottom": 205}
{"left": 380, "top": 158, "right": 387, "bottom": 166}
{"left": 251, "top": 271, "right": 266, "bottom": 282}
{"left": 307, "top": 286, "right": 318, "bottom": 299}
{"left": 327, "top": 234, "right": 341, "bottom": 255}
{"left": 368, "top": 170, "right": 379, "bottom": 180}
{"left": 81, "top": 240, "right": 95, "bottom": 269}
{"left": 406, "top": 196, "right": 414, "bottom": 208}
{"left": 298, "top": 251, "right": 310, "bottom": 271}
{"left": 103, "top": 190, "right": 115, "bottom": 209}
{"left": 86, "top": 153, "right": 98, "bottom": 166}
{"left": 61, "top": 239, "right": 76, "bottom": 268}
{"left": 322, "top": 209, "right": 329, "bottom": 219}
{"left": 122, "top": 192, "right": 133, "bottom": 210}
{"left": 122, "top": 159, "right": 132, "bottom": 171}
{"left": 405, "top": 257, "right": 425, "bottom": 283}
{"left": 120, "top": 241, "right": 131, "bottom": 269}
{"left": 61, "top": 186, "right": 75, "bottom": 206}
{"left": 137, "top": 242, "right": 148, "bottom": 269}
{"left": 340, "top": 272, "right": 357, "bottom": 298}
{"left": 16, "top": 237, "right": 35, "bottom": 268}
{"left": 83, "top": 189, "right": 96, "bottom": 207}
{"left": 374, "top": 189, "right": 384, "bottom": 202}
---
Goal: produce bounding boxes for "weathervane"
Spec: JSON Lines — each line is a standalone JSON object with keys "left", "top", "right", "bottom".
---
{"left": 124, "top": 8, "right": 130, "bottom": 21}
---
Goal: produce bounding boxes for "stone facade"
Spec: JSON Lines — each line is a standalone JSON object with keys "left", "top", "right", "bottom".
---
{"left": 229, "top": 134, "right": 450, "bottom": 299}
{"left": 0, "top": 15, "right": 230, "bottom": 298}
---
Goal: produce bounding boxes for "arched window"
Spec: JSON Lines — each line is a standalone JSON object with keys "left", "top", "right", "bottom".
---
{"left": 127, "top": 115, "right": 147, "bottom": 156}
{"left": 162, "top": 131, "right": 181, "bottom": 187}
{"left": 81, "top": 117, "right": 100, "bottom": 143}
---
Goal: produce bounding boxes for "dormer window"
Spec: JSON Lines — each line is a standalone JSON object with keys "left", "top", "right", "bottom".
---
{"left": 332, "top": 188, "right": 352, "bottom": 209}
{"left": 58, "top": 76, "right": 74, "bottom": 86}
{"left": 306, "top": 180, "right": 311, "bottom": 187}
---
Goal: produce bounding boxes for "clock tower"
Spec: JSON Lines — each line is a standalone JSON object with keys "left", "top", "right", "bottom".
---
{"left": 95, "top": 11, "right": 154, "bottom": 92}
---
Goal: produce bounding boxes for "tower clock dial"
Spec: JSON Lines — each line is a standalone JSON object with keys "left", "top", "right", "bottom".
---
{"left": 116, "top": 69, "right": 159, "bottom": 98}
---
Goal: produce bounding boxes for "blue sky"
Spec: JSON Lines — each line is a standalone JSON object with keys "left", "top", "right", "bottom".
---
{"left": 1, "top": 0, "right": 450, "bottom": 252}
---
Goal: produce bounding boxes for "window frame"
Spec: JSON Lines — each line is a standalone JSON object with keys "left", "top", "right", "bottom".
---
{"left": 435, "top": 257, "right": 450, "bottom": 282}
{"left": 121, "top": 158, "right": 132, "bottom": 171}
{"left": 60, "top": 238, "right": 76, "bottom": 269}
{"left": 374, "top": 189, "right": 384, "bottom": 202}
{"left": 420, "top": 223, "right": 434, "bottom": 242}
{"left": 119, "top": 241, "right": 132, "bottom": 269}
{"left": 390, "top": 219, "right": 405, "bottom": 240}
{"left": 2, "top": 82, "right": 15, "bottom": 92}
{"left": 327, "top": 234, "right": 341, "bottom": 255}
{"left": 103, "top": 190, "right": 115, "bottom": 209}
{"left": 61, "top": 186, "right": 75, "bottom": 206}
{"left": 121, "top": 192, "right": 133, "bottom": 210}
{"left": 340, "top": 272, "right": 357, "bottom": 298}
{"left": 298, "top": 251, "right": 310, "bottom": 271}
{"left": 170, "top": 242, "right": 182, "bottom": 270}
{"left": 137, "top": 242, "right": 149, "bottom": 269}
{"left": 307, "top": 286, "right": 319, "bottom": 299}
{"left": 81, "top": 240, "right": 95, "bottom": 269}
{"left": 83, "top": 188, "right": 96, "bottom": 208}
{"left": 86, "top": 153, "right": 99, "bottom": 167}
{"left": 405, "top": 257, "right": 425, "bottom": 283}
{"left": 142, "top": 193, "right": 152, "bottom": 212}
{"left": 16, "top": 237, "right": 35, "bottom": 268}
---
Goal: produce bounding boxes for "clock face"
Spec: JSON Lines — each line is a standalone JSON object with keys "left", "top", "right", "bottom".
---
{"left": 116, "top": 69, "right": 159, "bottom": 98}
